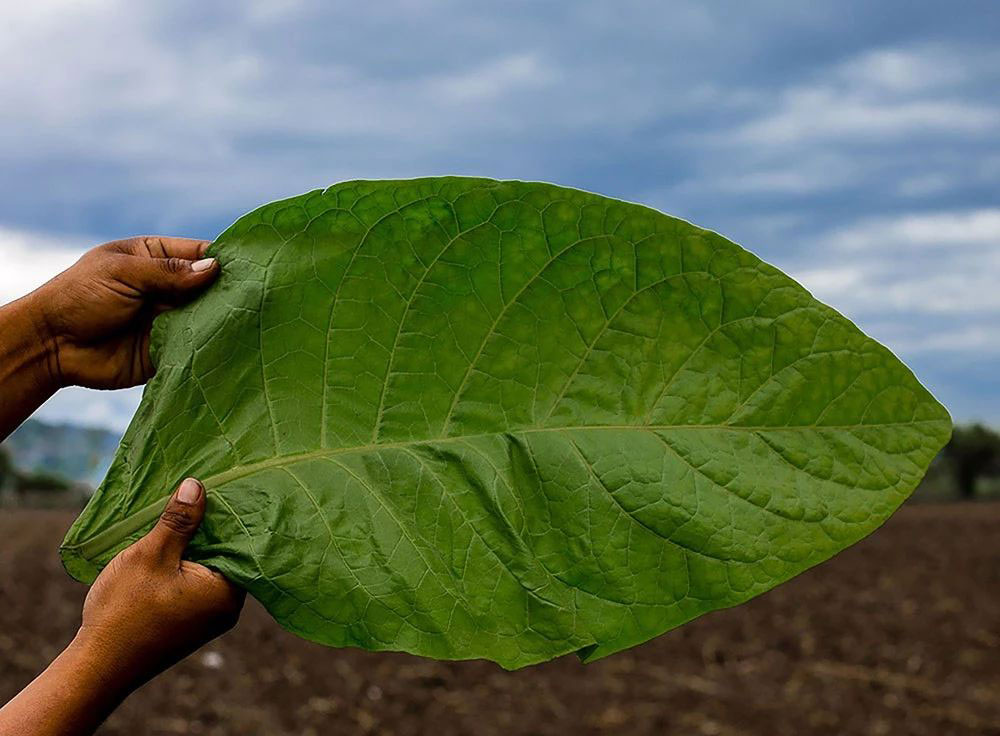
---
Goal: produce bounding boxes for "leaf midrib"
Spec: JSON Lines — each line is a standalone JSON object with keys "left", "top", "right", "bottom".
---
{"left": 62, "top": 419, "right": 944, "bottom": 564}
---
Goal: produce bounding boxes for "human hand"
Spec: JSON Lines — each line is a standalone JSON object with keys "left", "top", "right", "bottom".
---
{"left": 0, "top": 480, "right": 242, "bottom": 736}
{"left": 75, "top": 478, "right": 245, "bottom": 690}
{"left": 28, "top": 237, "right": 219, "bottom": 389}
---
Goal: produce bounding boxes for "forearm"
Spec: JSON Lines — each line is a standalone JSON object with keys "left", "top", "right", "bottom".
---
{"left": 0, "top": 632, "right": 133, "bottom": 736}
{"left": 0, "top": 294, "right": 59, "bottom": 440}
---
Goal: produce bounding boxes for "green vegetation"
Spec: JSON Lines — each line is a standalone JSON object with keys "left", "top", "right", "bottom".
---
{"left": 0, "top": 444, "right": 73, "bottom": 498}
{"left": 910, "top": 423, "right": 1000, "bottom": 501}
{"left": 14, "top": 469, "right": 72, "bottom": 493}
{"left": 0, "top": 447, "right": 11, "bottom": 487}
{"left": 942, "top": 423, "right": 1000, "bottom": 499}
{"left": 61, "top": 178, "right": 949, "bottom": 668}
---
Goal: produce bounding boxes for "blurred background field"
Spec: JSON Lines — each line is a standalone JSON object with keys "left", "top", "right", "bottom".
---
{"left": 2, "top": 501, "right": 998, "bottom": 735}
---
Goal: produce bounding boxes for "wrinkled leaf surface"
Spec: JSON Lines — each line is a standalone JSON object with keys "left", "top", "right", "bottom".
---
{"left": 61, "top": 178, "right": 951, "bottom": 668}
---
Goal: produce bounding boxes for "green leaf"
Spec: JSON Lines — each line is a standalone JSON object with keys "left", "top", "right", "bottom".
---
{"left": 60, "top": 177, "right": 951, "bottom": 668}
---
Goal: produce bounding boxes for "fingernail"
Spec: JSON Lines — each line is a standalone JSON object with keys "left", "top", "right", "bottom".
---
{"left": 177, "top": 478, "right": 203, "bottom": 504}
{"left": 191, "top": 258, "right": 216, "bottom": 272}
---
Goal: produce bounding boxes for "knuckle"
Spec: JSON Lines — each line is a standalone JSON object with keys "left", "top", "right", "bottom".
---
{"left": 96, "top": 239, "right": 131, "bottom": 255}
{"left": 159, "top": 508, "right": 195, "bottom": 534}
{"left": 141, "top": 236, "right": 167, "bottom": 258}
{"left": 162, "top": 257, "right": 189, "bottom": 275}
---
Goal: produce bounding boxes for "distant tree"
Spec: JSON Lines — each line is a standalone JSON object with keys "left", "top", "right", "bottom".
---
{"left": 942, "top": 424, "right": 1000, "bottom": 499}
{"left": 15, "top": 469, "right": 72, "bottom": 493}
{"left": 0, "top": 447, "right": 11, "bottom": 487}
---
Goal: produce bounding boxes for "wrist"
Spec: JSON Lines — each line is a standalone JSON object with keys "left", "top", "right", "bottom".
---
{"left": 0, "top": 294, "right": 62, "bottom": 393}
{"left": 65, "top": 627, "right": 144, "bottom": 699}
{"left": 20, "top": 629, "right": 142, "bottom": 732}
{"left": 0, "top": 629, "right": 137, "bottom": 736}
{"left": 22, "top": 287, "right": 67, "bottom": 390}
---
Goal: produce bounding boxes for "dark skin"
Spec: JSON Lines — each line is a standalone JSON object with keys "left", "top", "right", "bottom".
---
{"left": 0, "top": 238, "right": 245, "bottom": 736}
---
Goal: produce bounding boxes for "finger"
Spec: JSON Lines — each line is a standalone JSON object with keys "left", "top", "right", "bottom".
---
{"left": 116, "top": 236, "right": 212, "bottom": 261}
{"left": 113, "top": 252, "right": 219, "bottom": 299}
{"left": 144, "top": 478, "right": 206, "bottom": 565}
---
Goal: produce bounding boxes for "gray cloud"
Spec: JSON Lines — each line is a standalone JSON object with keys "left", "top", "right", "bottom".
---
{"left": 1, "top": 0, "right": 997, "bottom": 427}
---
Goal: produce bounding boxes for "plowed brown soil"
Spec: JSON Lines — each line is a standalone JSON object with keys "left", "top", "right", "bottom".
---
{"left": 2, "top": 504, "right": 998, "bottom": 735}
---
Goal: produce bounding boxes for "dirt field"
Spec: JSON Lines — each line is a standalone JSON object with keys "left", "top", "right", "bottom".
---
{"left": 1, "top": 504, "right": 998, "bottom": 736}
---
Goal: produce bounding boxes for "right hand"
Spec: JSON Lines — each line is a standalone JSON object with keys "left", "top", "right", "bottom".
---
{"left": 74, "top": 478, "right": 245, "bottom": 689}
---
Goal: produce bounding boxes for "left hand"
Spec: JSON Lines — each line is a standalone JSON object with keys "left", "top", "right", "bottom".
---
{"left": 27, "top": 236, "right": 219, "bottom": 389}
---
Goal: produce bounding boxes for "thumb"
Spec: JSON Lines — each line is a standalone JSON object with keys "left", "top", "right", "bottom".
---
{"left": 144, "top": 478, "right": 206, "bottom": 564}
{"left": 115, "top": 253, "right": 219, "bottom": 299}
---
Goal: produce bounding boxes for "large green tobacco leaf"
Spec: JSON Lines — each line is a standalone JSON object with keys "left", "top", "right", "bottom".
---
{"left": 61, "top": 177, "right": 951, "bottom": 668}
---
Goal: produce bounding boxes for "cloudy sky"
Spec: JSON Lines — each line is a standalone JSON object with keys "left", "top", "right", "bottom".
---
{"left": 1, "top": 0, "right": 997, "bottom": 431}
